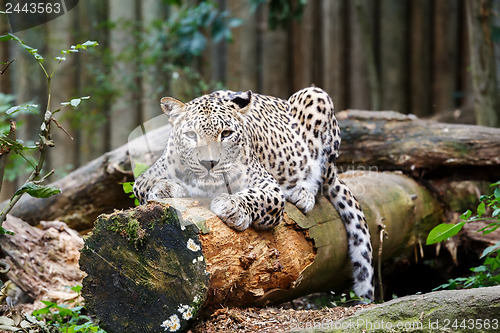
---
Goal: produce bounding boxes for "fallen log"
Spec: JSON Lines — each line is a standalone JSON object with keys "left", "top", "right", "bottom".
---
{"left": 0, "top": 215, "right": 84, "bottom": 313}
{"left": 323, "top": 285, "right": 500, "bottom": 333}
{"left": 79, "top": 171, "right": 443, "bottom": 333}
{"left": 336, "top": 110, "right": 500, "bottom": 178}
{"left": 5, "top": 111, "right": 500, "bottom": 230}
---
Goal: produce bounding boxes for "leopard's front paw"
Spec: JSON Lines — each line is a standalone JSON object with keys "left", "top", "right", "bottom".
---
{"left": 210, "top": 194, "right": 252, "bottom": 231}
{"left": 289, "top": 188, "right": 315, "bottom": 213}
{"left": 147, "top": 180, "right": 186, "bottom": 201}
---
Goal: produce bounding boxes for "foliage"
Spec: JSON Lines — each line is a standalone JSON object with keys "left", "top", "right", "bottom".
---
{"left": 427, "top": 181, "right": 500, "bottom": 290}
{"left": 163, "top": 1, "right": 242, "bottom": 60}
{"left": 122, "top": 182, "right": 139, "bottom": 206}
{"left": 248, "top": 0, "right": 308, "bottom": 29}
{"left": 0, "top": 32, "right": 98, "bottom": 234}
{"left": 0, "top": 93, "right": 37, "bottom": 182}
{"left": 31, "top": 286, "right": 106, "bottom": 333}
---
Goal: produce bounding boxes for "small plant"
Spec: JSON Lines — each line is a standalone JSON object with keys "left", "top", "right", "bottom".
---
{"left": 427, "top": 181, "right": 500, "bottom": 290}
{"left": 0, "top": 33, "right": 98, "bottom": 234}
{"left": 32, "top": 286, "right": 106, "bottom": 333}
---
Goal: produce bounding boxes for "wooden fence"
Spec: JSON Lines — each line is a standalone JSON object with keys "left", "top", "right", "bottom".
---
{"left": 0, "top": 0, "right": 495, "bottom": 199}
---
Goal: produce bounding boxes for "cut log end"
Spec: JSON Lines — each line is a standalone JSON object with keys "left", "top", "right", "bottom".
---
{"left": 80, "top": 204, "right": 209, "bottom": 333}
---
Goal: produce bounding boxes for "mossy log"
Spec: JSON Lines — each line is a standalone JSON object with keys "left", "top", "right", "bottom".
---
{"left": 5, "top": 111, "right": 500, "bottom": 230}
{"left": 79, "top": 171, "right": 443, "bottom": 333}
{"left": 336, "top": 110, "right": 500, "bottom": 178}
{"left": 310, "top": 286, "right": 500, "bottom": 333}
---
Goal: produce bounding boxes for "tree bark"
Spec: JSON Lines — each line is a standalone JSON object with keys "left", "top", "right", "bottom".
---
{"left": 4, "top": 111, "right": 500, "bottom": 230}
{"left": 79, "top": 171, "right": 443, "bottom": 333}
{"left": 466, "top": 0, "right": 500, "bottom": 127}
{"left": 336, "top": 110, "right": 500, "bottom": 177}
{"left": 321, "top": 286, "right": 500, "bottom": 333}
{"left": 0, "top": 215, "right": 84, "bottom": 312}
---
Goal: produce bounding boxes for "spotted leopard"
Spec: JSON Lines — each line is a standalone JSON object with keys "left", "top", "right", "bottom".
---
{"left": 133, "top": 87, "right": 374, "bottom": 300}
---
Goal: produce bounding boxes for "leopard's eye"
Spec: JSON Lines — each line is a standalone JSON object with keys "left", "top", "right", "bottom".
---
{"left": 220, "top": 130, "right": 234, "bottom": 140}
{"left": 184, "top": 131, "right": 197, "bottom": 140}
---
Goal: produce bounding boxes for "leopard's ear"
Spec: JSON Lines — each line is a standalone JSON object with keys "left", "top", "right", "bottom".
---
{"left": 160, "top": 97, "right": 185, "bottom": 115}
{"left": 160, "top": 97, "right": 185, "bottom": 123}
{"left": 228, "top": 90, "right": 253, "bottom": 114}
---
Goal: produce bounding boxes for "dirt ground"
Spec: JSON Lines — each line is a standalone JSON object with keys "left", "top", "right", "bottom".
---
{"left": 189, "top": 304, "right": 372, "bottom": 333}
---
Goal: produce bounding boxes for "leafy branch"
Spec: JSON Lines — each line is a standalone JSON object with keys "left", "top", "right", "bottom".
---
{"left": 427, "top": 181, "right": 500, "bottom": 290}
{"left": 0, "top": 34, "right": 98, "bottom": 233}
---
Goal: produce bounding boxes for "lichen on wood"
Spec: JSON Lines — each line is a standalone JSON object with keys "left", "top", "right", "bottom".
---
{"left": 80, "top": 204, "right": 209, "bottom": 333}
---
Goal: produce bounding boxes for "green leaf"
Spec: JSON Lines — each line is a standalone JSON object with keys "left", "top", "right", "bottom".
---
{"left": 494, "top": 186, "right": 500, "bottom": 199}
{"left": 479, "top": 222, "right": 500, "bottom": 235}
{"left": 460, "top": 209, "right": 472, "bottom": 221}
{"left": 5, "top": 103, "right": 39, "bottom": 115}
{"left": 14, "top": 183, "right": 61, "bottom": 199}
{"left": 0, "top": 227, "right": 14, "bottom": 235}
{"left": 61, "top": 96, "right": 90, "bottom": 108}
{"left": 477, "top": 201, "right": 486, "bottom": 217}
{"left": 133, "top": 162, "right": 150, "bottom": 178}
{"left": 481, "top": 241, "right": 500, "bottom": 258}
{"left": 122, "top": 182, "right": 134, "bottom": 194}
{"left": 70, "top": 285, "right": 82, "bottom": 293}
{"left": 493, "top": 208, "right": 500, "bottom": 217}
{"left": 81, "top": 40, "right": 99, "bottom": 48}
{"left": 0, "top": 33, "right": 44, "bottom": 62}
{"left": 426, "top": 222, "right": 466, "bottom": 245}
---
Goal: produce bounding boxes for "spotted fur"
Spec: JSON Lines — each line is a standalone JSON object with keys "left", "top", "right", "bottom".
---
{"left": 133, "top": 87, "right": 374, "bottom": 300}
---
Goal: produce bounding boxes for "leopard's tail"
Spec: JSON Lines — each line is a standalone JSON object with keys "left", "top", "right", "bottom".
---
{"left": 324, "top": 177, "right": 374, "bottom": 301}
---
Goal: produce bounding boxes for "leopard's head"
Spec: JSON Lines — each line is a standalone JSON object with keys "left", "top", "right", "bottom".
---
{"left": 160, "top": 91, "right": 254, "bottom": 192}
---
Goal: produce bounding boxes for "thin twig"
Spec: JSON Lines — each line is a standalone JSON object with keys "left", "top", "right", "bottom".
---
{"left": 0, "top": 120, "right": 16, "bottom": 195}
{"left": 377, "top": 223, "right": 387, "bottom": 301}
{"left": 51, "top": 118, "right": 74, "bottom": 140}
{"left": 0, "top": 58, "right": 16, "bottom": 74}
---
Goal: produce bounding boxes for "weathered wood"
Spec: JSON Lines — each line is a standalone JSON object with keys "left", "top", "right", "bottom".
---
{"left": 260, "top": 8, "right": 289, "bottom": 98}
{"left": 380, "top": 0, "right": 408, "bottom": 113}
{"left": 109, "top": 0, "right": 139, "bottom": 149}
{"left": 336, "top": 110, "right": 500, "bottom": 177}
{"left": 466, "top": 0, "right": 500, "bottom": 127}
{"left": 433, "top": 0, "right": 460, "bottom": 114}
{"left": 47, "top": 11, "right": 79, "bottom": 173}
{"left": 0, "top": 216, "right": 84, "bottom": 312}
{"left": 80, "top": 171, "right": 443, "bottom": 333}
{"left": 348, "top": 0, "right": 372, "bottom": 110}
{"left": 321, "top": 0, "right": 348, "bottom": 111}
{"left": 5, "top": 111, "right": 500, "bottom": 230}
{"left": 409, "top": 0, "right": 432, "bottom": 117}
{"left": 226, "top": 1, "right": 259, "bottom": 92}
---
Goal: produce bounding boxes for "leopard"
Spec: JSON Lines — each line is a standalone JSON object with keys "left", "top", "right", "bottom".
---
{"left": 133, "top": 87, "right": 374, "bottom": 300}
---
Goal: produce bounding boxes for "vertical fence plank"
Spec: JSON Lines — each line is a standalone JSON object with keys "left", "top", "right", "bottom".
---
{"left": 433, "top": 0, "right": 460, "bottom": 114}
{"left": 226, "top": 2, "right": 259, "bottom": 92}
{"left": 46, "top": 11, "right": 79, "bottom": 177}
{"left": 348, "top": 0, "right": 373, "bottom": 110}
{"left": 290, "top": 1, "right": 315, "bottom": 91}
{"left": 259, "top": 7, "right": 290, "bottom": 98}
{"left": 109, "top": 0, "right": 139, "bottom": 149}
{"left": 409, "top": 0, "right": 432, "bottom": 117}
{"left": 77, "top": 0, "right": 109, "bottom": 163}
{"left": 0, "top": 12, "right": 14, "bottom": 200}
{"left": 380, "top": 0, "right": 408, "bottom": 113}
{"left": 321, "top": 0, "right": 348, "bottom": 111}
{"left": 141, "top": 0, "right": 165, "bottom": 121}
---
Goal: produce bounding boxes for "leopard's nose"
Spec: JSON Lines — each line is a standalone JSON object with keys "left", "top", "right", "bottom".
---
{"left": 199, "top": 159, "right": 219, "bottom": 171}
